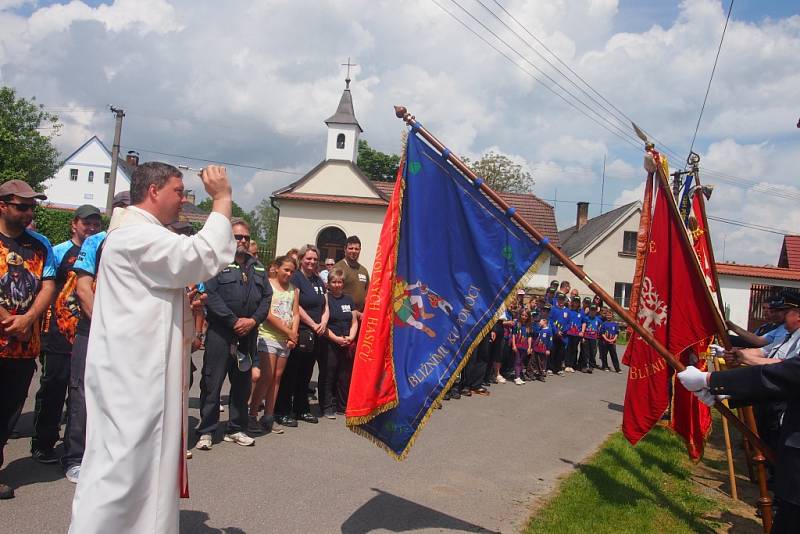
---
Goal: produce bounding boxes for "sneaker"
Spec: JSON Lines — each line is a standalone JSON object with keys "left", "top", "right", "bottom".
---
{"left": 260, "top": 416, "right": 284, "bottom": 434}
{"left": 196, "top": 434, "right": 213, "bottom": 450}
{"left": 602, "top": 367, "right": 611, "bottom": 372}
{"left": 565, "top": 367, "right": 574, "bottom": 373}
{"left": 275, "top": 415, "right": 298, "bottom": 428}
{"left": 31, "top": 448, "right": 60, "bottom": 464}
{"left": 324, "top": 409, "right": 336, "bottom": 420}
{"left": 247, "top": 416, "right": 265, "bottom": 434}
{"left": 557, "top": 371, "right": 565, "bottom": 376}
{"left": 616, "top": 370, "right": 623, "bottom": 374}
{"left": 186, "top": 450, "right": 193, "bottom": 460}
{"left": 496, "top": 375, "right": 507, "bottom": 384}
{"left": 0, "top": 483, "right": 13, "bottom": 499}
{"left": 471, "top": 387, "right": 490, "bottom": 396}
{"left": 546, "top": 370, "right": 553, "bottom": 375}
{"left": 65, "top": 465, "right": 80, "bottom": 484}
{"left": 219, "top": 404, "right": 225, "bottom": 412}
{"left": 224, "top": 432, "right": 255, "bottom": 446}
{"left": 514, "top": 377, "right": 525, "bottom": 385}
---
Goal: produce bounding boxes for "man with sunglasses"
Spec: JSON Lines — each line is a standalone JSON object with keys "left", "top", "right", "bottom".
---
{"left": 196, "top": 221, "right": 271, "bottom": 450}
{"left": 0, "top": 180, "right": 57, "bottom": 500}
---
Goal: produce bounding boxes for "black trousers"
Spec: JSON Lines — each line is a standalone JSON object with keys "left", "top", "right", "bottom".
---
{"left": 484, "top": 328, "right": 505, "bottom": 382}
{"left": 62, "top": 334, "right": 88, "bottom": 469}
{"left": 321, "top": 341, "right": 352, "bottom": 413}
{"left": 276, "top": 337, "right": 326, "bottom": 417}
{"left": 773, "top": 499, "right": 800, "bottom": 534}
{"left": 31, "top": 350, "right": 71, "bottom": 453}
{"left": 565, "top": 336, "right": 581, "bottom": 368}
{"left": 578, "top": 338, "right": 598, "bottom": 370}
{"left": 197, "top": 329, "right": 251, "bottom": 435}
{"left": 464, "top": 336, "right": 490, "bottom": 390}
{"left": 0, "top": 358, "right": 36, "bottom": 468}
{"left": 599, "top": 341, "right": 621, "bottom": 371}
{"left": 549, "top": 336, "right": 565, "bottom": 372}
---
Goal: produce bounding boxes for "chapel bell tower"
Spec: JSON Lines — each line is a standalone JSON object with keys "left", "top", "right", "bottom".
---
{"left": 325, "top": 60, "right": 363, "bottom": 163}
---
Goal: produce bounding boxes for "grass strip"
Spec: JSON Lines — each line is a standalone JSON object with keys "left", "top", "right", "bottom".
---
{"left": 525, "top": 426, "right": 723, "bottom": 533}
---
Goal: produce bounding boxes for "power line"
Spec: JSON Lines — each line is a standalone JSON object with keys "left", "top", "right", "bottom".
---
{"left": 707, "top": 215, "right": 790, "bottom": 236}
{"left": 122, "top": 146, "right": 303, "bottom": 176}
{"left": 688, "top": 0, "right": 734, "bottom": 158}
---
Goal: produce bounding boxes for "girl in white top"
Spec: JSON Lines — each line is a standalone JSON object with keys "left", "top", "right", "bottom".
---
{"left": 249, "top": 255, "right": 299, "bottom": 434}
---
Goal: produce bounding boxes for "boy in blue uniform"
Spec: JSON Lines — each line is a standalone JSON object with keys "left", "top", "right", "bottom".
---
{"left": 549, "top": 293, "right": 569, "bottom": 376}
{"left": 599, "top": 309, "right": 621, "bottom": 373}
{"left": 579, "top": 304, "right": 602, "bottom": 373}
{"left": 564, "top": 297, "right": 583, "bottom": 373}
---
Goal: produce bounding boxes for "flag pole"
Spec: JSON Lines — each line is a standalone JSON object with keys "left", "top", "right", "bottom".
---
{"left": 689, "top": 164, "right": 772, "bottom": 529}
{"left": 393, "top": 105, "right": 775, "bottom": 465}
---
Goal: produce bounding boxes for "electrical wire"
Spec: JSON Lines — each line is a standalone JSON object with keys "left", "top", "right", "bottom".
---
{"left": 121, "top": 146, "right": 302, "bottom": 176}
{"left": 707, "top": 215, "right": 791, "bottom": 236}
{"left": 688, "top": 0, "right": 734, "bottom": 158}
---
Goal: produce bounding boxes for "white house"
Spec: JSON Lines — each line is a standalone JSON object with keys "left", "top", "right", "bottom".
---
{"left": 272, "top": 78, "right": 560, "bottom": 278}
{"left": 553, "top": 201, "right": 642, "bottom": 305}
{"left": 44, "top": 136, "right": 134, "bottom": 212}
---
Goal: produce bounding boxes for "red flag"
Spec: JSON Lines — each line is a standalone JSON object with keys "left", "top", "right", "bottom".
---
{"left": 345, "top": 166, "right": 404, "bottom": 422}
{"left": 669, "top": 189, "right": 716, "bottom": 459}
{"left": 622, "top": 172, "right": 719, "bottom": 446}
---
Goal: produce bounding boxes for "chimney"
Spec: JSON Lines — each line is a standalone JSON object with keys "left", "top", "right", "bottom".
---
{"left": 125, "top": 150, "right": 140, "bottom": 167}
{"left": 184, "top": 189, "right": 196, "bottom": 205}
{"left": 576, "top": 202, "right": 589, "bottom": 231}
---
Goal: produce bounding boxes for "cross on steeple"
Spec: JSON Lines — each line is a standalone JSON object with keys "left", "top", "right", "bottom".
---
{"left": 341, "top": 57, "right": 357, "bottom": 88}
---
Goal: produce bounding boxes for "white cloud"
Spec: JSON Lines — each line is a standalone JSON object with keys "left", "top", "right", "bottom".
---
{"left": 1, "top": 0, "right": 798, "bottom": 264}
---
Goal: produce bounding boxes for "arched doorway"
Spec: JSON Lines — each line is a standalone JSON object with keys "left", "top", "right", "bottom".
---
{"left": 316, "top": 226, "right": 347, "bottom": 263}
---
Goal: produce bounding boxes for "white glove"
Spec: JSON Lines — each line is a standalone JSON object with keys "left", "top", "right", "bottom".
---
{"left": 677, "top": 365, "right": 709, "bottom": 392}
{"left": 695, "top": 389, "right": 716, "bottom": 407}
{"left": 709, "top": 344, "right": 725, "bottom": 357}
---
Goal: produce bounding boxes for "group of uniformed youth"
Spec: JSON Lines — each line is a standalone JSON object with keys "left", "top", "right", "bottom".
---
{"left": 447, "top": 279, "right": 621, "bottom": 399}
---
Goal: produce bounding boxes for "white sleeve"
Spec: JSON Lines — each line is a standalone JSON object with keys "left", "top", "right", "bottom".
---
{"left": 115, "top": 212, "right": 235, "bottom": 290}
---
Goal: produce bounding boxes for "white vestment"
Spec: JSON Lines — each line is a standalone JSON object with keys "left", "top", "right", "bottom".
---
{"left": 69, "top": 207, "right": 234, "bottom": 534}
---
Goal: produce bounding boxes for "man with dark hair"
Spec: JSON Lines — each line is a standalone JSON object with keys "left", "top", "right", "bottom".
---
{"left": 61, "top": 193, "right": 129, "bottom": 484}
{"left": 333, "top": 235, "right": 369, "bottom": 313}
{"left": 0, "top": 180, "right": 56, "bottom": 500}
{"left": 69, "top": 164, "right": 234, "bottom": 533}
{"left": 31, "top": 204, "right": 101, "bottom": 465}
{"left": 196, "top": 220, "right": 271, "bottom": 450}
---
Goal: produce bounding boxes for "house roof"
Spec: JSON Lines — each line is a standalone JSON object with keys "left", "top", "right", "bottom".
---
{"left": 717, "top": 262, "right": 800, "bottom": 282}
{"left": 778, "top": 235, "right": 800, "bottom": 269}
{"left": 324, "top": 88, "right": 363, "bottom": 133}
{"left": 371, "top": 181, "right": 559, "bottom": 246}
{"left": 273, "top": 160, "right": 388, "bottom": 204}
{"left": 60, "top": 135, "right": 132, "bottom": 183}
{"left": 557, "top": 202, "right": 639, "bottom": 258}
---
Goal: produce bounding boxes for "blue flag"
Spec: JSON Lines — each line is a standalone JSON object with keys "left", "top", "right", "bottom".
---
{"left": 347, "top": 132, "right": 547, "bottom": 459}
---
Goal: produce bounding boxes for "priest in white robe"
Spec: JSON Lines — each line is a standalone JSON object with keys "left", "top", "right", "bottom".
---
{"left": 69, "top": 163, "right": 235, "bottom": 534}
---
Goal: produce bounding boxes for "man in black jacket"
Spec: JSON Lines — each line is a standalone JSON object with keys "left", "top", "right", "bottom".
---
{"left": 678, "top": 309, "right": 800, "bottom": 533}
{"left": 195, "top": 221, "right": 271, "bottom": 451}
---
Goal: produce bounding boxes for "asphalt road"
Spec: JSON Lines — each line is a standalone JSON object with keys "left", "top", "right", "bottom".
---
{"left": 3, "top": 350, "right": 627, "bottom": 533}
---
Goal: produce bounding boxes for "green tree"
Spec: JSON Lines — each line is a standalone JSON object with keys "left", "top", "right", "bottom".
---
{"left": 249, "top": 198, "right": 278, "bottom": 259}
{"left": 356, "top": 139, "right": 400, "bottom": 181}
{"left": 197, "top": 197, "right": 255, "bottom": 228}
{"left": 463, "top": 151, "right": 534, "bottom": 193}
{"left": 0, "top": 87, "right": 62, "bottom": 188}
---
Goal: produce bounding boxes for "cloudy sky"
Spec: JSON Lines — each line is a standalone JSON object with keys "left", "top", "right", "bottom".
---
{"left": 1, "top": 0, "right": 798, "bottom": 265}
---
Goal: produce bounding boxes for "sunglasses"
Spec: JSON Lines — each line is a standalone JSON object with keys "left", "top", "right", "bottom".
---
{"left": 4, "top": 202, "right": 36, "bottom": 212}
{"left": 234, "top": 234, "right": 250, "bottom": 241}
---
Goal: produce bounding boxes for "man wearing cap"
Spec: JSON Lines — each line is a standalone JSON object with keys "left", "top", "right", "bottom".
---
{"left": 60, "top": 193, "right": 129, "bottom": 484}
{"left": 195, "top": 220, "right": 271, "bottom": 450}
{"left": 30, "top": 204, "right": 102, "bottom": 465}
{"left": 678, "top": 295, "right": 800, "bottom": 532}
{"left": 0, "top": 180, "right": 56, "bottom": 500}
{"left": 68, "top": 164, "right": 234, "bottom": 534}
{"left": 727, "top": 296, "right": 787, "bottom": 348}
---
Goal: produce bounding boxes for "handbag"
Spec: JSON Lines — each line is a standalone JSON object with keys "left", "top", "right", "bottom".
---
{"left": 297, "top": 328, "right": 316, "bottom": 353}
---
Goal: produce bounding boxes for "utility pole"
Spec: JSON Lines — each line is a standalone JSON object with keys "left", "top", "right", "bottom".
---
{"left": 600, "top": 154, "right": 606, "bottom": 214}
{"left": 106, "top": 106, "right": 125, "bottom": 214}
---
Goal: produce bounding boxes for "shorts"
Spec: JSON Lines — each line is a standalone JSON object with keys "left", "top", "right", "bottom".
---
{"left": 257, "top": 336, "right": 290, "bottom": 358}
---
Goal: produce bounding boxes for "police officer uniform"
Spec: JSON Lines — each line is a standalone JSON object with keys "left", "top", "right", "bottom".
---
{"left": 197, "top": 256, "right": 271, "bottom": 438}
